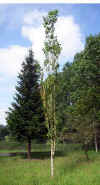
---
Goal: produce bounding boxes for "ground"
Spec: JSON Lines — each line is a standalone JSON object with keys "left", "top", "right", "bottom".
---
{"left": 0, "top": 142, "right": 100, "bottom": 185}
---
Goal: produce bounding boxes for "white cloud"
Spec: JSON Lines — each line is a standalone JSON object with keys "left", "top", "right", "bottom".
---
{"left": 0, "top": 10, "right": 84, "bottom": 78}
{"left": 0, "top": 45, "right": 28, "bottom": 77}
{"left": 24, "top": 9, "right": 46, "bottom": 26}
{"left": 0, "top": 109, "right": 7, "bottom": 125}
{"left": 22, "top": 10, "right": 84, "bottom": 69}
{"left": 22, "top": 25, "right": 45, "bottom": 67}
{"left": 56, "top": 16, "right": 84, "bottom": 61}
{"left": 0, "top": 76, "right": 4, "bottom": 81}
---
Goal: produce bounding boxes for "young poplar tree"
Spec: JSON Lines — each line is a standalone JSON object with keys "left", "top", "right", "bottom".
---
{"left": 42, "top": 10, "right": 61, "bottom": 177}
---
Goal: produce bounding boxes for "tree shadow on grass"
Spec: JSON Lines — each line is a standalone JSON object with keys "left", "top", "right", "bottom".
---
{"left": 0, "top": 150, "right": 66, "bottom": 159}
{"left": 21, "top": 150, "right": 66, "bottom": 159}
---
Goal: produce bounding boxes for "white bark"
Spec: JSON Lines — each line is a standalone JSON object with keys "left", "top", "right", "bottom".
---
{"left": 93, "top": 121, "right": 98, "bottom": 153}
{"left": 95, "top": 132, "right": 98, "bottom": 153}
{"left": 51, "top": 142, "right": 54, "bottom": 177}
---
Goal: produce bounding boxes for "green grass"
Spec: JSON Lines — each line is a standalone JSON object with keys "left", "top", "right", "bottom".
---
{"left": 0, "top": 141, "right": 81, "bottom": 153}
{"left": 0, "top": 141, "right": 50, "bottom": 152}
{"left": 0, "top": 144, "right": 100, "bottom": 185}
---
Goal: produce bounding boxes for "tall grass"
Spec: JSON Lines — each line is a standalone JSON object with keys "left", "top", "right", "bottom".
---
{"left": 0, "top": 143, "right": 100, "bottom": 185}
{"left": 0, "top": 140, "right": 81, "bottom": 153}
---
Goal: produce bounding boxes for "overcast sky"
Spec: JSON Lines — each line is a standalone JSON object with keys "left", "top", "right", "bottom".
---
{"left": 0, "top": 3, "right": 100, "bottom": 125}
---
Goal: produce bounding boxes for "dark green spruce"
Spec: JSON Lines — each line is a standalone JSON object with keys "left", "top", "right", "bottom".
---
{"left": 6, "top": 49, "right": 46, "bottom": 159}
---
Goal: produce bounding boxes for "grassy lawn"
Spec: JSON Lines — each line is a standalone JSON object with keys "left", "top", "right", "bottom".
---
{"left": 0, "top": 141, "right": 51, "bottom": 153}
{"left": 0, "top": 141, "right": 81, "bottom": 153}
{"left": 0, "top": 143, "right": 100, "bottom": 185}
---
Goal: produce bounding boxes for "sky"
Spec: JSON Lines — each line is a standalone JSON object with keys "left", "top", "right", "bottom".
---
{"left": 0, "top": 3, "right": 100, "bottom": 125}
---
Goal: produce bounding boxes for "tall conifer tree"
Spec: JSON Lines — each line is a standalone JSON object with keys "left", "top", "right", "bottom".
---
{"left": 6, "top": 49, "right": 44, "bottom": 159}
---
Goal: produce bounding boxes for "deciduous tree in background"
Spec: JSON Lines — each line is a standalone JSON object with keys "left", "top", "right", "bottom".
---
{"left": 66, "top": 34, "right": 100, "bottom": 154}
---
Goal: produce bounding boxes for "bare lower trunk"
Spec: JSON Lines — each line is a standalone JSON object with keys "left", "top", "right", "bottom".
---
{"left": 84, "top": 145, "right": 89, "bottom": 161}
{"left": 51, "top": 139, "right": 55, "bottom": 177}
{"left": 95, "top": 132, "right": 98, "bottom": 153}
{"left": 51, "top": 142, "right": 54, "bottom": 177}
{"left": 27, "top": 139, "right": 31, "bottom": 159}
{"left": 85, "top": 150, "right": 89, "bottom": 161}
{"left": 93, "top": 121, "right": 98, "bottom": 153}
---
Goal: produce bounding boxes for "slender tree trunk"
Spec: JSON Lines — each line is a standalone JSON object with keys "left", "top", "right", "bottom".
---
{"left": 84, "top": 145, "right": 89, "bottom": 161}
{"left": 93, "top": 121, "right": 98, "bottom": 152}
{"left": 51, "top": 139, "right": 55, "bottom": 177}
{"left": 85, "top": 150, "right": 89, "bottom": 161}
{"left": 51, "top": 142, "right": 54, "bottom": 177}
{"left": 27, "top": 139, "right": 31, "bottom": 159}
{"left": 95, "top": 132, "right": 98, "bottom": 153}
